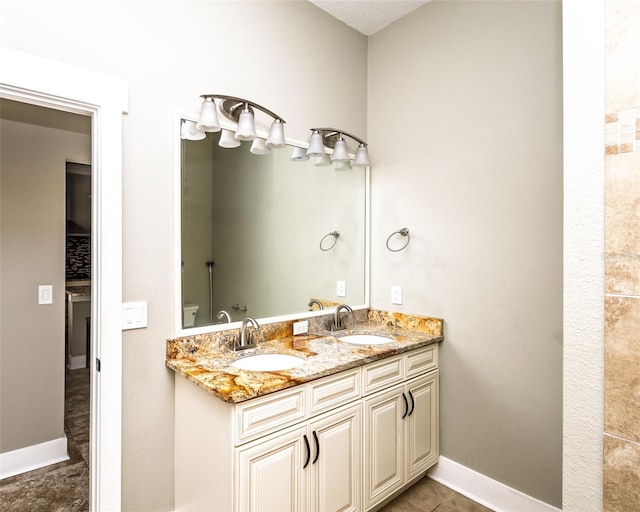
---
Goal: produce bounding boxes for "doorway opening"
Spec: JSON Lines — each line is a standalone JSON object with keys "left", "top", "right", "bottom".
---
{"left": 0, "top": 47, "right": 127, "bottom": 511}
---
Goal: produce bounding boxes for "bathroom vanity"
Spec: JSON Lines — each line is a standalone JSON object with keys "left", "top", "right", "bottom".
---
{"left": 168, "top": 310, "right": 443, "bottom": 512}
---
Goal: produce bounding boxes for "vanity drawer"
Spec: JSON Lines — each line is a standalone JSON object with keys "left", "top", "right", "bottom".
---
{"left": 308, "top": 367, "right": 361, "bottom": 417}
{"left": 234, "top": 386, "right": 306, "bottom": 445}
{"left": 405, "top": 345, "right": 438, "bottom": 379}
{"left": 362, "top": 355, "right": 403, "bottom": 396}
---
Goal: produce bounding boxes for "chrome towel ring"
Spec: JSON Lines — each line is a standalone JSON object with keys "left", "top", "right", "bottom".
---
{"left": 320, "top": 231, "right": 340, "bottom": 251}
{"left": 386, "top": 228, "right": 410, "bottom": 252}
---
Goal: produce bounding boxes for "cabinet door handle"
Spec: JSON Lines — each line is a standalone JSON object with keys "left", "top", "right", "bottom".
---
{"left": 303, "top": 434, "right": 311, "bottom": 469}
{"left": 401, "top": 392, "right": 409, "bottom": 419}
{"left": 312, "top": 430, "right": 320, "bottom": 464}
{"left": 408, "top": 389, "right": 415, "bottom": 416}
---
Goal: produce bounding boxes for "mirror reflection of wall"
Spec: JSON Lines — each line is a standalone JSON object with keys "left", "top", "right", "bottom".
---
{"left": 181, "top": 128, "right": 367, "bottom": 329}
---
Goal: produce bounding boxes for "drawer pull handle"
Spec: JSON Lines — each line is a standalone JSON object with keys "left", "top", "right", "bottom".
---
{"left": 408, "top": 389, "right": 415, "bottom": 416}
{"left": 401, "top": 392, "right": 409, "bottom": 419}
{"left": 312, "top": 431, "right": 320, "bottom": 464}
{"left": 303, "top": 434, "right": 311, "bottom": 469}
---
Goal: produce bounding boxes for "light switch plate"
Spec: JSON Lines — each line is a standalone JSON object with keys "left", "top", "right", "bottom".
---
{"left": 337, "top": 280, "right": 346, "bottom": 297}
{"left": 122, "top": 301, "right": 148, "bottom": 330}
{"left": 38, "top": 285, "right": 53, "bottom": 304}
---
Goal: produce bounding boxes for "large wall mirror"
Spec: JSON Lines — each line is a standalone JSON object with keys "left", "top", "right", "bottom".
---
{"left": 179, "top": 121, "right": 368, "bottom": 330}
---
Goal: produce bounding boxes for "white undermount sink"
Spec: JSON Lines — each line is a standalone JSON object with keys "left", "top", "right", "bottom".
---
{"left": 337, "top": 334, "right": 393, "bottom": 345}
{"left": 232, "top": 353, "right": 305, "bottom": 372}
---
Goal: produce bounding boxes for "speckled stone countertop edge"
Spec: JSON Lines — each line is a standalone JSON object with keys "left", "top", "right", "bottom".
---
{"left": 166, "top": 310, "right": 444, "bottom": 404}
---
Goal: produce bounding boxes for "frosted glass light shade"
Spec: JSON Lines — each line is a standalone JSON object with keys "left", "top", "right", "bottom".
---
{"left": 290, "top": 146, "right": 309, "bottom": 161}
{"left": 352, "top": 144, "right": 370, "bottom": 167}
{"left": 197, "top": 98, "right": 221, "bottom": 132}
{"left": 181, "top": 120, "right": 206, "bottom": 141}
{"left": 250, "top": 138, "right": 271, "bottom": 155}
{"left": 334, "top": 160, "right": 352, "bottom": 171}
{"left": 234, "top": 108, "right": 257, "bottom": 141}
{"left": 331, "top": 137, "right": 349, "bottom": 162}
{"left": 266, "top": 119, "right": 286, "bottom": 149}
{"left": 306, "top": 131, "right": 326, "bottom": 157}
{"left": 219, "top": 129, "right": 241, "bottom": 148}
{"left": 314, "top": 154, "right": 332, "bottom": 167}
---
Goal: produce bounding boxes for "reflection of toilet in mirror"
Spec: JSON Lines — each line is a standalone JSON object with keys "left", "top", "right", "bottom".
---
{"left": 183, "top": 304, "right": 199, "bottom": 327}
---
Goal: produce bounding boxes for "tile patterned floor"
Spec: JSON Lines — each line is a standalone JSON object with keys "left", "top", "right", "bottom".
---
{"left": 380, "top": 476, "right": 493, "bottom": 512}
{"left": 1, "top": 368, "right": 491, "bottom": 512}
{"left": 0, "top": 368, "right": 90, "bottom": 512}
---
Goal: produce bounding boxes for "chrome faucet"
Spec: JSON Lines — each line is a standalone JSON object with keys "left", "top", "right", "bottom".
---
{"left": 332, "top": 304, "right": 353, "bottom": 331}
{"left": 216, "top": 310, "right": 231, "bottom": 323}
{"left": 239, "top": 317, "right": 260, "bottom": 349}
{"left": 308, "top": 299, "right": 324, "bottom": 311}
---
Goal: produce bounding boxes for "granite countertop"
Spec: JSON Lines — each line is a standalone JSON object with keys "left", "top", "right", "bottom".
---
{"left": 66, "top": 280, "right": 91, "bottom": 297}
{"left": 166, "top": 310, "right": 444, "bottom": 404}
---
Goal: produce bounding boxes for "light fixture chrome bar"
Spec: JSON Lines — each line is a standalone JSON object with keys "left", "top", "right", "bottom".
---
{"left": 310, "top": 127, "right": 367, "bottom": 149}
{"left": 200, "top": 94, "right": 286, "bottom": 124}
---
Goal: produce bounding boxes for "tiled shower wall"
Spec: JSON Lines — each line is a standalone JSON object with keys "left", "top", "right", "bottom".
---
{"left": 66, "top": 236, "right": 91, "bottom": 281}
{"left": 604, "top": 1, "right": 640, "bottom": 510}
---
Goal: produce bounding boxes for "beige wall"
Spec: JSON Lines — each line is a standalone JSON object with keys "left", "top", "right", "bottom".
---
{"left": 0, "top": 1, "right": 366, "bottom": 509}
{"left": 604, "top": 0, "right": 640, "bottom": 509}
{"left": 0, "top": 119, "right": 91, "bottom": 452}
{"left": 368, "top": 1, "right": 563, "bottom": 506}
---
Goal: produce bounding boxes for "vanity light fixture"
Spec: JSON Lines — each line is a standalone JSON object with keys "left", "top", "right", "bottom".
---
{"left": 197, "top": 94, "right": 286, "bottom": 149}
{"left": 304, "top": 128, "right": 370, "bottom": 169}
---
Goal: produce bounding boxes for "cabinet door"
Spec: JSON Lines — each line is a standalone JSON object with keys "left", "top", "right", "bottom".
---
{"left": 363, "top": 384, "right": 405, "bottom": 509}
{"left": 405, "top": 372, "right": 439, "bottom": 482}
{"left": 309, "top": 404, "right": 361, "bottom": 512}
{"left": 236, "top": 425, "right": 307, "bottom": 512}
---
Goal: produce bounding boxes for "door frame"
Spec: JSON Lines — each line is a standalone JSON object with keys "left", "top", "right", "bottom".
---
{"left": 0, "top": 47, "right": 127, "bottom": 511}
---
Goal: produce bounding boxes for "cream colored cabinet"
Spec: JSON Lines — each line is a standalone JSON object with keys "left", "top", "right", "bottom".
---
{"left": 308, "top": 404, "right": 361, "bottom": 512}
{"left": 174, "top": 346, "right": 437, "bottom": 512}
{"left": 363, "top": 350, "right": 439, "bottom": 510}
{"left": 363, "top": 383, "right": 405, "bottom": 507}
{"left": 235, "top": 402, "right": 360, "bottom": 512}
{"left": 235, "top": 424, "right": 308, "bottom": 512}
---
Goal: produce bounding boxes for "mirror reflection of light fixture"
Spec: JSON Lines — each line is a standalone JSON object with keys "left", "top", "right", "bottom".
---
{"left": 197, "top": 94, "right": 286, "bottom": 150}
{"left": 181, "top": 120, "right": 206, "bottom": 141}
{"left": 250, "top": 138, "right": 271, "bottom": 155}
{"left": 218, "top": 129, "right": 241, "bottom": 148}
{"left": 290, "top": 146, "right": 310, "bottom": 161}
{"left": 304, "top": 128, "right": 370, "bottom": 170}
{"left": 334, "top": 160, "right": 353, "bottom": 172}
{"left": 314, "top": 154, "right": 332, "bottom": 167}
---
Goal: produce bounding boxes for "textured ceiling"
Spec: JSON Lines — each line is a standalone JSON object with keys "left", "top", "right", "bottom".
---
{"left": 308, "top": 0, "right": 432, "bottom": 35}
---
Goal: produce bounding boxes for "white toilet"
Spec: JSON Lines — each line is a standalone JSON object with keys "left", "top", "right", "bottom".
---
{"left": 183, "top": 303, "right": 199, "bottom": 327}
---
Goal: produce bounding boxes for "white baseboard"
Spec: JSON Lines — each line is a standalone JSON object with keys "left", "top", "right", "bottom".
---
{"left": 428, "top": 456, "right": 561, "bottom": 512}
{"left": 67, "top": 355, "right": 87, "bottom": 370}
{"left": 0, "top": 436, "right": 69, "bottom": 480}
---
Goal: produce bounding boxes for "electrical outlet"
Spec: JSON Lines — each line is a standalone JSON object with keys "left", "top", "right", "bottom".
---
{"left": 391, "top": 286, "right": 403, "bottom": 305}
{"left": 293, "top": 320, "right": 308, "bottom": 335}
{"left": 337, "top": 280, "right": 346, "bottom": 297}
